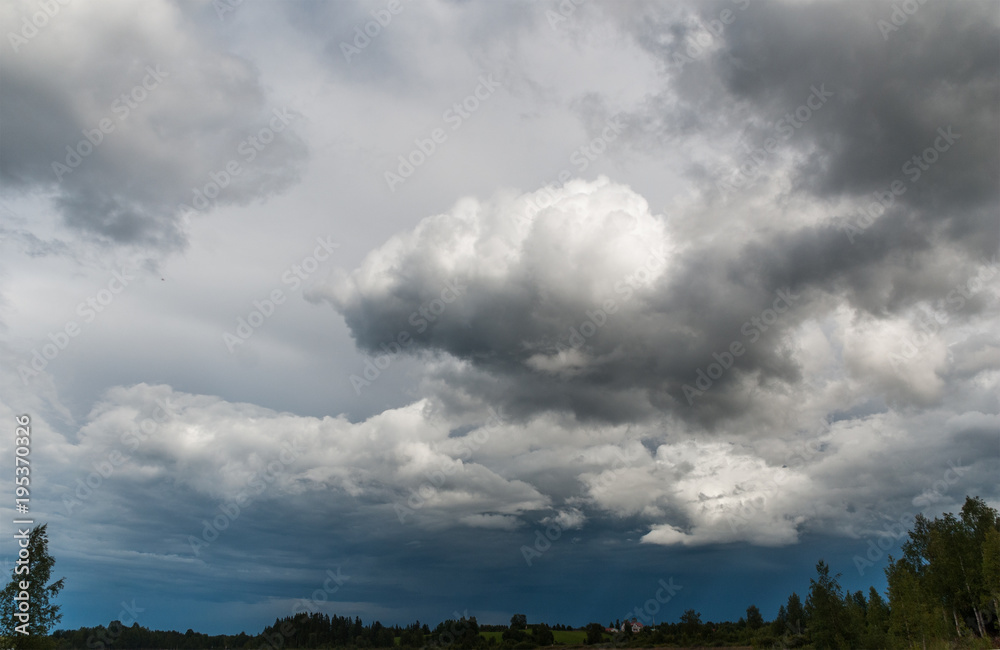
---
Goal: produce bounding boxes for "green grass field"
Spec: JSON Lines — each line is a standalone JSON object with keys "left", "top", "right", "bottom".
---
{"left": 552, "top": 629, "right": 590, "bottom": 644}
{"left": 476, "top": 629, "right": 601, "bottom": 645}
{"left": 398, "top": 628, "right": 605, "bottom": 647}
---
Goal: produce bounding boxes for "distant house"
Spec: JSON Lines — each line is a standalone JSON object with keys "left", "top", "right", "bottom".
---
{"left": 621, "top": 619, "right": 644, "bottom": 633}
{"left": 604, "top": 627, "right": 617, "bottom": 634}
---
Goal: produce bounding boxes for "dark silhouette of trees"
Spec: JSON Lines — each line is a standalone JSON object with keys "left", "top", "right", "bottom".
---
{"left": 531, "top": 623, "right": 553, "bottom": 646}
{"left": 583, "top": 622, "right": 604, "bottom": 645}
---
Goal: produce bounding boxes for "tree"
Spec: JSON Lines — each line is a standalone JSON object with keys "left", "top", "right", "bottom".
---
{"left": 885, "top": 554, "right": 949, "bottom": 647}
{"left": 399, "top": 620, "right": 424, "bottom": 648}
{"left": 584, "top": 623, "right": 604, "bottom": 645}
{"left": 434, "top": 616, "right": 480, "bottom": 649}
{"left": 503, "top": 614, "right": 528, "bottom": 644}
{"left": 532, "top": 623, "right": 554, "bottom": 646}
{"left": 862, "top": 586, "right": 890, "bottom": 649}
{"left": 770, "top": 604, "right": 787, "bottom": 635}
{"left": 785, "top": 592, "right": 805, "bottom": 635}
{"left": 841, "top": 590, "right": 866, "bottom": 648}
{"left": 898, "top": 495, "right": 999, "bottom": 638}
{"left": 678, "top": 609, "right": 702, "bottom": 640}
{"left": 0, "top": 524, "right": 65, "bottom": 649}
{"left": 745, "top": 605, "right": 764, "bottom": 630}
{"left": 805, "top": 560, "right": 847, "bottom": 649}
{"left": 399, "top": 622, "right": 424, "bottom": 647}
{"left": 983, "top": 526, "right": 1000, "bottom": 625}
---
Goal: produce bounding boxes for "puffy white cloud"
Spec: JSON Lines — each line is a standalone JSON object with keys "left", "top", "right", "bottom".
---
{"left": 55, "top": 384, "right": 552, "bottom": 525}
{"left": 542, "top": 508, "right": 587, "bottom": 530}
{"left": 33, "top": 371, "right": 994, "bottom": 555}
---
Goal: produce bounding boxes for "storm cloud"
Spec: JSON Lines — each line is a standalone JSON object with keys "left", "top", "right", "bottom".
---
{"left": 0, "top": 0, "right": 996, "bottom": 635}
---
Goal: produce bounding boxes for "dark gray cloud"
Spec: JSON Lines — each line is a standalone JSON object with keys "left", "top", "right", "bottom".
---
{"left": 313, "top": 179, "right": 809, "bottom": 425}
{"left": 317, "top": 174, "right": 994, "bottom": 427}
{"left": 582, "top": 1, "right": 998, "bottom": 344}
{"left": 0, "top": 0, "right": 308, "bottom": 249}
{"left": 715, "top": 2, "right": 996, "bottom": 203}
{"left": 611, "top": 0, "right": 998, "bottom": 243}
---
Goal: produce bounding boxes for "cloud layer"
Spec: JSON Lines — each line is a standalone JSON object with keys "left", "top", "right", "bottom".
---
{"left": 0, "top": 0, "right": 997, "bottom": 635}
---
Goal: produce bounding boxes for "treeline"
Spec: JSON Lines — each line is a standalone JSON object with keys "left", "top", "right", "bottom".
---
{"left": 52, "top": 613, "right": 495, "bottom": 650}
{"left": 51, "top": 613, "right": 432, "bottom": 649}
{"left": 48, "top": 495, "right": 1000, "bottom": 649}
{"left": 601, "top": 496, "right": 1000, "bottom": 649}
{"left": 479, "top": 623, "right": 572, "bottom": 633}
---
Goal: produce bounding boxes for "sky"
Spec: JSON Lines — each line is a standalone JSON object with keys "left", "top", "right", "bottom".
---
{"left": 0, "top": 0, "right": 998, "bottom": 636}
